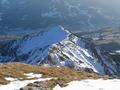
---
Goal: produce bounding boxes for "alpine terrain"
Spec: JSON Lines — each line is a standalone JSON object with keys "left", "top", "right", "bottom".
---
{"left": 0, "top": 26, "right": 118, "bottom": 76}
{"left": 0, "top": 0, "right": 120, "bottom": 90}
{"left": 0, "top": 0, "right": 120, "bottom": 31}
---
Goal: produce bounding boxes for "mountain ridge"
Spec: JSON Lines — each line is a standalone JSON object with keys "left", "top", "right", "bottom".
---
{"left": 0, "top": 26, "right": 118, "bottom": 76}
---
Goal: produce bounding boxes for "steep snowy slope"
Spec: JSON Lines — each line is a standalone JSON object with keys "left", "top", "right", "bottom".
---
{"left": 0, "top": 26, "right": 117, "bottom": 75}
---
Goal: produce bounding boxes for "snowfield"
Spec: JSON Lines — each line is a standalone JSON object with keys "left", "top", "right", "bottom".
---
{"left": 54, "top": 79, "right": 120, "bottom": 90}
{"left": 1, "top": 73, "right": 120, "bottom": 90}
{"left": 24, "top": 73, "right": 42, "bottom": 79}
{"left": 2, "top": 76, "right": 120, "bottom": 90}
{"left": 0, "top": 73, "right": 52, "bottom": 90}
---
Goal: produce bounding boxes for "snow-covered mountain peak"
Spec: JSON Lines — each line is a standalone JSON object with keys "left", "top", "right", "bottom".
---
{"left": 17, "top": 26, "right": 70, "bottom": 54}
{"left": 0, "top": 26, "right": 118, "bottom": 76}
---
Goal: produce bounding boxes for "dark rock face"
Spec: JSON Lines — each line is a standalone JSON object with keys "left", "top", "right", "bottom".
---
{"left": 20, "top": 80, "right": 55, "bottom": 90}
{"left": 20, "top": 86, "right": 49, "bottom": 90}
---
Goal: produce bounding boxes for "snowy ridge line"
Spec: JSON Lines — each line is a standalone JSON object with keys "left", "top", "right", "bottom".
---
{"left": 0, "top": 26, "right": 118, "bottom": 76}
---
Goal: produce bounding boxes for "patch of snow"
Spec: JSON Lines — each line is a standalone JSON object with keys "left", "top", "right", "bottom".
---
{"left": 5, "top": 77, "right": 18, "bottom": 82}
{"left": 0, "top": 73, "right": 53, "bottom": 90}
{"left": 54, "top": 79, "right": 120, "bottom": 90}
{"left": 24, "top": 73, "right": 42, "bottom": 79}
{"left": 116, "top": 50, "right": 120, "bottom": 53}
{"left": 0, "top": 78, "right": 52, "bottom": 90}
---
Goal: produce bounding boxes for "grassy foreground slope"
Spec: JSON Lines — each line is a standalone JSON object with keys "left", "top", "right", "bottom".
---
{"left": 0, "top": 63, "right": 99, "bottom": 85}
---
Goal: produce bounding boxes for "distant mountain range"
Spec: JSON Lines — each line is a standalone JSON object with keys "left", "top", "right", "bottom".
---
{"left": 0, "top": 26, "right": 118, "bottom": 76}
{"left": 0, "top": 0, "right": 120, "bottom": 31}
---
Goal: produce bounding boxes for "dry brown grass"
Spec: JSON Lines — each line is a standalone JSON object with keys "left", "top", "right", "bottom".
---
{"left": 0, "top": 63, "right": 100, "bottom": 86}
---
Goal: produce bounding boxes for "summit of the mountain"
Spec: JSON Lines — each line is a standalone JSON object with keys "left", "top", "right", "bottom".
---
{"left": 16, "top": 26, "right": 69, "bottom": 54}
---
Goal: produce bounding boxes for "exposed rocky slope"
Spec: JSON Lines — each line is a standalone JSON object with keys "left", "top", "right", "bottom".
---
{"left": 0, "top": 26, "right": 118, "bottom": 75}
